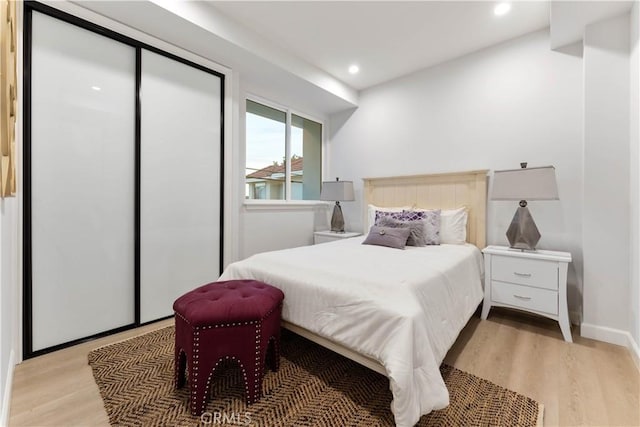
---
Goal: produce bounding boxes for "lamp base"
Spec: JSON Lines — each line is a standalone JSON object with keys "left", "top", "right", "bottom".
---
{"left": 506, "top": 206, "right": 541, "bottom": 251}
{"left": 330, "top": 201, "right": 345, "bottom": 233}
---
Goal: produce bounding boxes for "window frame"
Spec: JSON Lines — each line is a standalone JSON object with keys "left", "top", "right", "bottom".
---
{"left": 244, "top": 94, "right": 326, "bottom": 206}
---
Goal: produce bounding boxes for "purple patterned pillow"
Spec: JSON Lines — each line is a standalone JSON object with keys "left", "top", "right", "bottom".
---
{"left": 406, "top": 209, "right": 441, "bottom": 245}
{"left": 425, "top": 209, "right": 442, "bottom": 245}
{"left": 375, "top": 209, "right": 426, "bottom": 224}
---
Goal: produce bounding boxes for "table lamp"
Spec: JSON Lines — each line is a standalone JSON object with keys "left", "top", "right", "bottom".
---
{"left": 320, "top": 178, "right": 355, "bottom": 233}
{"left": 491, "top": 163, "right": 559, "bottom": 250}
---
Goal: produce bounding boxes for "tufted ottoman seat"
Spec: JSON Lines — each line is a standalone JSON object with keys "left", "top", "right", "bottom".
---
{"left": 173, "top": 279, "right": 284, "bottom": 416}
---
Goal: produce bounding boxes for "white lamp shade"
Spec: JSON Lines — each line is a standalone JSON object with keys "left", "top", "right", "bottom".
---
{"left": 320, "top": 180, "right": 355, "bottom": 201}
{"left": 491, "top": 166, "right": 559, "bottom": 201}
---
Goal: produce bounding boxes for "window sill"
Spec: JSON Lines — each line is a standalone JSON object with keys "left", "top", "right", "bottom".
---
{"left": 243, "top": 200, "right": 332, "bottom": 211}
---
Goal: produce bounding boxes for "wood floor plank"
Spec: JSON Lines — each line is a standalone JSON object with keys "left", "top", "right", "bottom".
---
{"left": 9, "top": 312, "right": 640, "bottom": 426}
{"left": 444, "top": 309, "right": 640, "bottom": 427}
{"left": 9, "top": 319, "right": 174, "bottom": 427}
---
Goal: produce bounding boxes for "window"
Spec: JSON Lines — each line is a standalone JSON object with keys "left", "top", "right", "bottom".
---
{"left": 246, "top": 99, "right": 322, "bottom": 201}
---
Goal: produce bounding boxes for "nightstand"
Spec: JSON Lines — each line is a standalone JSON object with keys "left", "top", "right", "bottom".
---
{"left": 480, "top": 245, "right": 573, "bottom": 342}
{"left": 313, "top": 231, "right": 361, "bottom": 245}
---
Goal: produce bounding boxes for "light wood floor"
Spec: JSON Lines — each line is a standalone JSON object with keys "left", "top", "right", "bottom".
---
{"left": 9, "top": 310, "right": 640, "bottom": 426}
{"left": 444, "top": 309, "right": 639, "bottom": 427}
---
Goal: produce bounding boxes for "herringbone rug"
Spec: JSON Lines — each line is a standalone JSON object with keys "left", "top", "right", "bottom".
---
{"left": 88, "top": 326, "right": 543, "bottom": 426}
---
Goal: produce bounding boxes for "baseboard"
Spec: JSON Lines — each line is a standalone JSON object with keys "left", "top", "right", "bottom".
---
{"left": 628, "top": 333, "right": 640, "bottom": 373}
{"left": 581, "top": 323, "right": 640, "bottom": 371}
{"left": 580, "top": 322, "right": 629, "bottom": 346}
{"left": 0, "top": 349, "right": 15, "bottom": 427}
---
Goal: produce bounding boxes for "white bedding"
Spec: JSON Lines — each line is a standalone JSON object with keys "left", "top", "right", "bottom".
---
{"left": 219, "top": 237, "right": 484, "bottom": 427}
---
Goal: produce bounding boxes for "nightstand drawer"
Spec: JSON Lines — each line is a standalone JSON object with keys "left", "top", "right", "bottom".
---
{"left": 491, "top": 281, "right": 558, "bottom": 315}
{"left": 492, "top": 255, "right": 558, "bottom": 290}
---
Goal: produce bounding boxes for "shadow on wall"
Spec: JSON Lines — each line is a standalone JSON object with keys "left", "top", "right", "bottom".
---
{"left": 553, "top": 41, "right": 584, "bottom": 58}
{"left": 328, "top": 107, "right": 357, "bottom": 139}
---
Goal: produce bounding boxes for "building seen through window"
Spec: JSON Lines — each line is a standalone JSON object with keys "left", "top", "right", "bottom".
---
{"left": 246, "top": 99, "right": 322, "bottom": 200}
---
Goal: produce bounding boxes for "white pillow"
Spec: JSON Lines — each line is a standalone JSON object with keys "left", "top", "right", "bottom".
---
{"left": 440, "top": 207, "right": 468, "bottom": 244}
{"left": 367, "top": 204, "right": 410, "bottom": 230}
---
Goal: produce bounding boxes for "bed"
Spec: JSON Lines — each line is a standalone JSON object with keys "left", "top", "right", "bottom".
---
{"left": 220, "top": 170, "right": 488, "bottom": 427}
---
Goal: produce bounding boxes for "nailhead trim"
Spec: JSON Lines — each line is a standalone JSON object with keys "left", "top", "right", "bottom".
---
{"left": 175, "top": 301, "right": 283, "bottom": 329}
{"left": 175, "top": 311, "right": 191, "bottom": 325}
{"left": 190, "top": 327, "right": 202, "bottom": 413}
{"left": 254, "top": 323, "right": 261, "bottom": 396}
{"left": 184, "top": 320, "right": 278, "bottom": 412}
{"left": 260, "top": 302, "right": 283, "bottom": 321}
{"left": 175, "top": 291, "right": 284, "bottom": 414}
{"left": 174, "top": 348, "right": 186, "bottom": 386}
{"left": 197, "top": 356, "right": 252, "bottom": 412}
{"left": 201, "top": 320, "right": 258, "bottom": 329}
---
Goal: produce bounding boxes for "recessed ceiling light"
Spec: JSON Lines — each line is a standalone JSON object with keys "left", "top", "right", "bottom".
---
{"left": 91, "top": 86, "right": 101, "bottom": 91}
{"left": 494, "top": 2, "right": 511, "bottom": 16}
{"left": 348, "top": 65, "right": 359, "bottom": 74}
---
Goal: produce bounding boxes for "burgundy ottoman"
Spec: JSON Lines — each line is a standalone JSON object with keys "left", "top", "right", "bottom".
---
{"left": 173, "top": 280, "right": 284, "bottom": 416}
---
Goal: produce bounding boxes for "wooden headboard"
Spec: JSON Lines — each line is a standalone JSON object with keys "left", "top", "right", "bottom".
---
{"left": 362, "top": 170, "right": 489, "bottom": 248}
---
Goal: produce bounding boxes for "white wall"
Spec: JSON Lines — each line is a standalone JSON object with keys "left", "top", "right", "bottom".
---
{"left": 0, "top": 199, "right": 18, "bottom": 425}
{"left": 240, "top": 206, "right": 330, "bottom": 258}
{"left": 329, "top": 29, "right": 585, "bottom": 314}
{"left": 582, "top": 14, "right": 631, "bottom": 342}
{"left": 629, "top": 1, "right": 640, "bottom": 365}
{"left": 235, "top": 79, "right": 331, "bottom": 260}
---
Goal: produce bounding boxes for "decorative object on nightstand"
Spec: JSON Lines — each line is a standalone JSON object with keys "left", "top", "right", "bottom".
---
{"left": 491, "top": 163, "right": 559, "bottom": 250}
{"left": 320, "top": 178, "right": 355, "bottom": 233}
{"left": 481, "top": 245, "right": 573, "bottom": 342}
{"left": 313, "top": 230, "right": 361, "bottom": 245}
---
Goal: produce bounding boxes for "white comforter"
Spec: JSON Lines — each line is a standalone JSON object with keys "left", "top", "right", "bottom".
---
{"left": 220, "top": 237, "right": 484, "bottom": 427}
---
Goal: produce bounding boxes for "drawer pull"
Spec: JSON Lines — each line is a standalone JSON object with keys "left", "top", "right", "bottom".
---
{"left": 513, "top": 272, "right": 532, "bottom": 277}
{"left": 513, "top": 294, "right": 532, "bottom": 301}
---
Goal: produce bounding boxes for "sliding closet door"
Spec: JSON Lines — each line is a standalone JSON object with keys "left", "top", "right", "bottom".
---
{"left": 30, "top": 12, "right": 136, "bottom": 351}
{"left": 140, "top": 50, "right": 222, "bottom": 323}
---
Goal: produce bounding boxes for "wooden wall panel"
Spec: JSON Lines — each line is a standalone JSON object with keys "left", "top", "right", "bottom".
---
{"left": 0, "top": 0, "right": 16, "bottom": 197}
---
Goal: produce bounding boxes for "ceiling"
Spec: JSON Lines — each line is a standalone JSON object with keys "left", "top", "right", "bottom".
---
{"left": 73, "top": 0, "right": 634, "bottom": 115}
{"left": 550, "top": 1, "right": 634, "bottom": 49}
{"left": 210, "top": 1, "right": 551, "bottom": 90}
{"left": 72, "top": 0, "right": 359, "bottom": 114}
